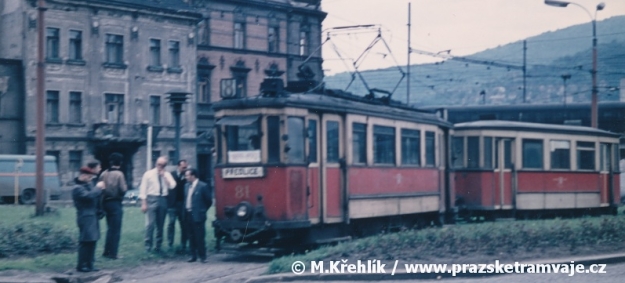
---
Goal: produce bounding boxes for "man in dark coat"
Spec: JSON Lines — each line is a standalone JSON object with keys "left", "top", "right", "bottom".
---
{"left": 183, "top": 168, "right": 212, "bottom": 263}
{"left": 167, "top": 160, "right": 188, "bottom": 252}
{"left": 72, "top": 166, "right": 105, "bottom": 272}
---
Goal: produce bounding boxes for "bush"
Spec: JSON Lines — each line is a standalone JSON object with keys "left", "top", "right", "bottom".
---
{"left": 0, "top": 222, "right": 75, "bottom": 258}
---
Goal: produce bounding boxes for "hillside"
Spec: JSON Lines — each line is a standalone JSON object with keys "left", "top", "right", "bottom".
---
{"left": 323, "top": 15, "right": 625, "bottom": 106}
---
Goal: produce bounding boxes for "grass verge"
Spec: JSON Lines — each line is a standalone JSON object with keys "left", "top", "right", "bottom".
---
{"left": 0, "top": 205, "right": 216, "bottom": 272}
{"left": 268, "top": 213, "right": 625, "bottom": 274}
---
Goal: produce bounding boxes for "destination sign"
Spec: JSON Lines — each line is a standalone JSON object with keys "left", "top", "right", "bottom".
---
{"left": 222, "top": 166, "right": 264, "bottom": 179}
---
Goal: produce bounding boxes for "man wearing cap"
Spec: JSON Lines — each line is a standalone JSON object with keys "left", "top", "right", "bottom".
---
{"left": 72, "top": 166, "right": 106, "bottom": 272}
{"left": 139, "top": 156, "right": 177, "bottom": 253}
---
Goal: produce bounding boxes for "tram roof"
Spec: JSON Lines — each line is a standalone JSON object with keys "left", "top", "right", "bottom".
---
{"left": 213, "top": 92, "right": 452, "bottom": 128}
{"left": 454, "top": 120, "right": 620, "bottom": 138}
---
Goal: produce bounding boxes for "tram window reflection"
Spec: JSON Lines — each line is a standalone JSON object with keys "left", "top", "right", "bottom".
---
{"left": 523, "top": 139, "right": 543, "bottom": 169}
{"left": 467, "top": 136, "right": 480, "bottom": 168}
{"left": 483, "top": 137, "right": 493, "bottom": 169}
{"left": 401, "top": 129, "right": 420, "bottom": 166}
{"left": 576, "top": 141, "right": 595, "bottom": 170}
{"left": 287, "top": 117, "right": 305, "bottom": 163}
{"left": 425, "top": 131, "right": 435, "bottom": 166}
{"left": 374, "top": 125, "right": 395, "bottom": 165}
{"left": 353, "top": 123, "right": 367, "bottom": 165}
{"left": 451, "top": 137, "right": 464, "bottom": 168}
{"left": 550, "top": 140, "right": 571, "bottom": 170}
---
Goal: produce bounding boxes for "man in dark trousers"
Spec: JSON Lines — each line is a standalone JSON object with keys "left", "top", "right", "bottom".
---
{"left": 72, "top": 166, "right": 105, "bottom": 272}
{"left": 101, "top": 153, "right": 128, "bottom": 259}
{"left": 183, "top": 168, "right": 212, "bottom": 263}
{"left": 167, "top": 160, "right": 188, "bottom": 252}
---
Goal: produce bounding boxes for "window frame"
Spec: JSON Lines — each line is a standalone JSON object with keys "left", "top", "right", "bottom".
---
{"left": 168, "top": 40, "right": 180, "bottom": 68}
{"left": 149, "top": 95, "right": 161, "bottom": 125}
{"left": 68, "top": 30, "right": 82, "bottom": 61}
{"left": 352, "top": 123, "right": 367, "bottom": 165}
{"left": 425, "top": 131, "right": 436, "bottom": 167}
{"left": 46, "top": 90, "right": 60, "bottom": 124}
{"left": 522, "top": 139, "right": 544, "bottom": 170}
{"left": 576, "top": 141, "right": 595, "bottom": 171}
{"left": 46, "top": 27, "right": 60, "bottom": 60}
{"left": 373, "top": 125, "right": 395, "bottom": 165}
{"left": 149, "top": 39, "right": 161, "bottom": 67}
{"left": 105, "top": 34, "right": 124, "bottom": 64}
{"left": 234, "top": 22, "right": 246, "bottom": 49}
{"left": 550, "top": 140, "right": 571, "bottom": 170}
{"left": 69, "top": 91, "right": 82, "bottom": 124}
{"left": 401, "top": 128, "right": 421, "bottom": 166}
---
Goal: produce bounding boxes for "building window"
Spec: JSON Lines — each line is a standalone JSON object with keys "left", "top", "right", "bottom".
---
{"left": 352, "top": 123, "right": 367, "bottom": 164}
{"left": 69, "top": 91, "right": 82, "bottom": 124}
{"left": 69, "top": 150, "right": 82, "bottom": 173}
{"left": 105, "top": 34, "right": 123, "bottom": 64}
{"left": 299, "top": 30, "right": 309, "bottom": 56}
{"left": 268, "top": 26, "right": 279, "bottom": 53}
{"left": 234, "top": 22, "right": 245, "bottom": 49}
{"left": 150, "top": 95, "right": 160, "bottom": 125}
{"left": 467, "top": 136, "right": 480, "bottom": 168}
{"left": 326, "top": 121, "right": 339, "bottom": 163}
{"left": 234, "top": 73, "right": 247, "bottom": 98}
{"left": 46, "top": 27, "right": 60, "bottom": 60}
{"left": 401, "top": 129, "right": 420, "bottom": 166}
{"left": 46, "top": 90, "right": 59, "bottom": 123}
{"left": 425, "top": 131, "right": 436, "bottom": 166}
{"left": 198, "top": 69, "right": 211, "bottom": 103}
{"left": 550, "top": 140, "right": 571, "bottom": 170}
{"left": 287, "top": 117, "right": 305, "bottom": 163}
{"left": 523, "top": 139, "right": 543, "bottom": 169}
{"left": 198, "top": 18, "right": 210, "bottom": 45}
{"left": 577, "top": 141, "right": 595, "bottom": 170}
{"left": 168, "top": 41, "right": 180, "bottom": 67}
{"left": 149, "top": 39, "right": 161, "bottom": 66}
{"left": 451, "top": 137, "right": 464, "bottom": 168}
{"left": 104, "top": 93, "right": 124, "bottom": 124}
{"left": 69, "top": 30, "right": 82, "bottom": 60}
{"left": 374, "top": 125, "right": 395, "bottom": 165}
{"left": 168, "top": 150, "right": 176, "bottom": 165}
{"left": 308, "top": 120, "right": 317, "bottom": 163}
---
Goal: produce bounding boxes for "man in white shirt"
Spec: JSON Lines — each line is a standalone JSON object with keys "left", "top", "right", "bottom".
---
{"left": 139, "top": 156, "right": 176, "bottom": 252}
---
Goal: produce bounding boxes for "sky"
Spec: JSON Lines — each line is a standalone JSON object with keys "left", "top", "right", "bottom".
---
{"left": 319, "top": 0, "right": 625, "bottom": 75}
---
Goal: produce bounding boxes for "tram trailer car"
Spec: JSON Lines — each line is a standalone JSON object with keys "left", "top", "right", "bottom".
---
{"left": 212, "top": 82, "right": 453, "bottom": 252}
{"left": 452, "top": 121, "right": 620, "bottom": 220}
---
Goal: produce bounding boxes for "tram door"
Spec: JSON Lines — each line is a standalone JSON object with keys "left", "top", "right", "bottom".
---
{"left": 306, "top": 116, "right": 321, "bottom": 224}
{"left": 599, "top": 143, "right": 613, "bottom": 205}
{"left": 494, "top": 138, "right": 514, "bottom": 209}
{"left": 321, "top": 114, "right": 344, "bottom": 223}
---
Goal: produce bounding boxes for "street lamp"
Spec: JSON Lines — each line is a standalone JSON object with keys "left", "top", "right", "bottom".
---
{"left": 544, "top": 0, "right": 605, "bottom": 128}
{"left": 166, "top": 90, "right": 190, "bottom": 164}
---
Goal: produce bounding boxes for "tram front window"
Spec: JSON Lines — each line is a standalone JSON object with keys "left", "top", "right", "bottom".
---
{"left": 218, "top": 115, "right": 261, "bottom": 163}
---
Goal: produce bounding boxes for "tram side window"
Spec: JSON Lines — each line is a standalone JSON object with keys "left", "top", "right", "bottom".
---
{"left": 576, "top": 141, "right": 595, "bottom": 170}
{"left": 425, "top": 131, "right": 435, "bottom": 166}
{"left": 483, "top": 137, "right": 493, "bottom": 169}
{"left": 267, "top": 116, "right": 281, "bottom": 163}
{"left": 522, "top": 139, "right": 543, "bottom": 169}
{"left": 352, "top": 123, "right": 367, "bottom": 165}
{"left": 550, "top": 140, "right": 570, "bottom": 170}
{"left": 467, "top": 136, "right": 480, "bottom": 168}
{"left": 374, "top": 125, "right": 395, "bottom": 164}
{"left": 287, "top": 117, "right": 305, "bottom": 164}
{"left": 451, "top": 137, "right": 464, "bottom": 168}
{"left": 495, "top": 138, "right": 513, "bottom": 169}
{"left": 308, "top": 120, "right": 317, "bottom": 163}
{"left": 600, "top": 143, "right": 611, "bottom": 171}
{"left": 401, "top": 129, "right": 420, "bottom": 166}
{"left": 327, "top": 121, "right": 339, "bottom": 163}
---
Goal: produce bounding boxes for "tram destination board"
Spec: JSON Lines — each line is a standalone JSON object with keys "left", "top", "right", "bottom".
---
{"left": 222, "top": 166, "right": 264, "bottom": 179}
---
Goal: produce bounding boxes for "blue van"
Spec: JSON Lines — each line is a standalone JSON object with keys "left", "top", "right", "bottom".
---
{"left": 0, "top": 155, "right": 61, "bottom": 204}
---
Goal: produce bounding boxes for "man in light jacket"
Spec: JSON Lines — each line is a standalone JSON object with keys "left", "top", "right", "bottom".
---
{"left": 139, "top": 156, "right": 176, "bottom": 253}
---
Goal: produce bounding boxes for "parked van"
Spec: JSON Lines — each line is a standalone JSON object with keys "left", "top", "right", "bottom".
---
{"left": 0, "top": 155, "right": 61, "bottom": 204}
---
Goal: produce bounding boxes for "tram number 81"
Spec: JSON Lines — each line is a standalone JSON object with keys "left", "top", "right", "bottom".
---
{"left": 235, "top": 185, "right": 250, "bottom": 199}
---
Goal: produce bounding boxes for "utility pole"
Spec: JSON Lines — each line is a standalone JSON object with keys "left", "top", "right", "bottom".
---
{"left": 523, "top": 40, "right": 527, "bottom": 103}
{"left": 406, "top": 2, "right": 411, "bottom": 105}
{"left": 35, "top": 0, "right": 47, "bottom": 216}
{"left": 561, "top": 74, "right": 571, "bottom": 106}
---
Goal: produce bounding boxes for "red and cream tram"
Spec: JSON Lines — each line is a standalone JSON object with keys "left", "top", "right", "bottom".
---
{"left": 212, "top": 81, "right": 453, "bottom": 251}
{"left": 452, "top": 121, "right": 621, "bottom": 219}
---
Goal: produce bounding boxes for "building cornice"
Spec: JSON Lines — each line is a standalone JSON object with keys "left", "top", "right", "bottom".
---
{"left": 46, "top": 0, "right": 203, "bottom": 22}
{"left": 200, "top": 0, "right": 327, "bottom": 19}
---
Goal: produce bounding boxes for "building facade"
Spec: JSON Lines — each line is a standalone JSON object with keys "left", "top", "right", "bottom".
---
{"left": 191, "top": 0, "right": 326, "bottom": 183}
{"left": 0, "top": 0, "right": 325, "bottom": 188}
{"left": 0, "top": 0, "right": 201, "bottom": 187}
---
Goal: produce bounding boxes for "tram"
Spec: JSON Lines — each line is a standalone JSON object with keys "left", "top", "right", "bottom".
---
{"left": 452, "top": 120, "right": 621, "bottom": 219}
{"left": 211, "top": 77, "right": 453, "bottom": 251}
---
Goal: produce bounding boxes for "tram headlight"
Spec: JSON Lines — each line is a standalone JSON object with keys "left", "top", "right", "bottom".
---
{"left": 236, "top": 202, "right": 253, "bottom": 220}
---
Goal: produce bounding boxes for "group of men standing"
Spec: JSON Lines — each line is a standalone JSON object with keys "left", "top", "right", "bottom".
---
{"left": 71, "top": 155, "right": 212, "bottom": 272}
{"left": 139, "top": 157, "right": 213, "bottom": 263}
